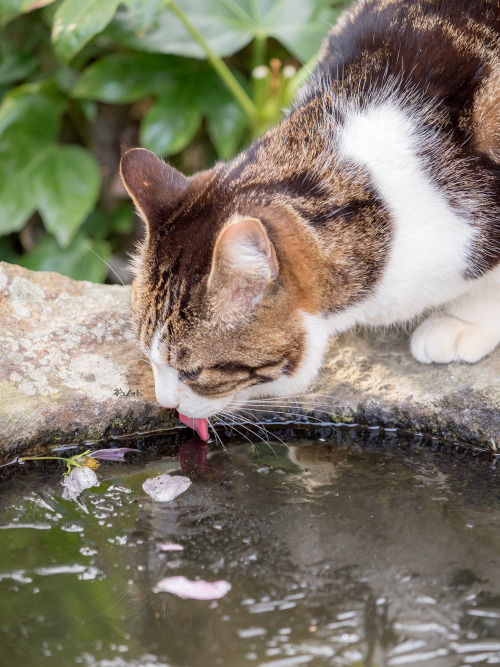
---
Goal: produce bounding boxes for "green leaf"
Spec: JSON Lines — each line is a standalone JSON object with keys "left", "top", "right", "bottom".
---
{"left": 0, "top": 236, "right": 18, "bottom": 264}
{"left": 108, "top": 0, "right": 338, "bottom": 62}
{"left": 33, "top": 145, "right": 100, "bottom": 247}
{"left": 206, "top": 99, "right": 247, "bottom": 160}
{"left": 0, "top": 0, "right": 56, "bottom": 25}
{"left": 0, "top": 87, "right": 66, "bottom": 235}
{"left": 0, "top": 159, "right": 38, "bottom": 234}
{"left": 0, "top": 135, "right": 50, "bottom": 235}
{"left": 73, "top": 53, "right": 188, "bottom": 103}
{"left": 0, "top": 38, "right": 37, "bottom": 86}
{"left": 122, "top": 0, "right": 163, "bottom": 34}
{"left": 19, "top": 233, "right": 111, "bottom": 282}
{"left": 82, "top": 203, "right": 134, "bottom": 239}
{"left": 271, "top": 4, "right": 344, "bottom": 61}
{"left": 140, "top": 81, "right": 202, "bottom": 156}
{"left": 51, "top": 0, "right": 121, "bottom": 63}
{"left": 107, "top": 0, "right": 253, "bottom": 59}
{"left": 202, "top": 71, "right": 248, "bottom": 159}
{"left": 0, "top": 83, "right": 65, "bottom": 140}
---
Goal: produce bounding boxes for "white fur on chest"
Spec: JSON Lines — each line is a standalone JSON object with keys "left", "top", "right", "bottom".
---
{"left": 328, "top": 101, "right": 478, "bottom": 333}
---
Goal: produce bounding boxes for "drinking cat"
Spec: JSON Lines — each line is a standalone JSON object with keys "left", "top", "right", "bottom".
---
{"left": 120, "top": 0, "right": 500, "bottom": 425}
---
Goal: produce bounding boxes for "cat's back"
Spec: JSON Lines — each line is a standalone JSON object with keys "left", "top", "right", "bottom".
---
{"left": 316, "top": 0, "right": 500, "bottom": 78}
{"left": 311, "top": 0, "right": 500, "bottom": 132}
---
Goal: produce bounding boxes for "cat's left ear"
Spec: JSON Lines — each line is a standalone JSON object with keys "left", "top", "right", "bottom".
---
{"left": 207, "top": 216, "right": 278, "bottom": 325}
{"left": 120, "top": 147, "right": 189, "bottom": 230}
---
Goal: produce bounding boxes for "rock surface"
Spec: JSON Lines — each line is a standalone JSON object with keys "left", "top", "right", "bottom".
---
{"left": 0, "top": 261, "right": 498, "bottom": 459}
{"left": 0, "top": 262, "right": 175, "bottom": 461}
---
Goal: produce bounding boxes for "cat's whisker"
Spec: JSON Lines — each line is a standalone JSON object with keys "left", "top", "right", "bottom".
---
{"left": 229, "top": 399, "right": 339, "bottom": 412}
{"left": 207, "top": 417, "right": 227, "bottom": 453}
{"left": 221, "top": 410, "right": 281, "bottom": 457}
{"left": 227, "top": 409, "right": 290, "bottom": 456}
{"left": 217, "top": 413, "right": 257, "bottom": 448}
{"left": 236, "top": 393, "right": 337, "bottom": 400}
{"left": 230, "top": 405, "right": 335, "bottom": 427}
{"left": 85, "top": 246, "right": 126, "bottom": 286}
{"left": 234, "top": 408, "right": 271, "bottom": 444}
{"left": 230, "top": 399, "right": 336, "bottom": 409}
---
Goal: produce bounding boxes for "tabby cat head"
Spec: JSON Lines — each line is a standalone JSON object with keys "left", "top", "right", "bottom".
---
{"left": 121, "top": 148, "right": 329, "bottom": 418}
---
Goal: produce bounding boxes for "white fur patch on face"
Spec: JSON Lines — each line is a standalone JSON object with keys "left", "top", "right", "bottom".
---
{"left": 329, "top": 101, "right": 478, "bottom": 332}
{"left": 149, "top": 330, "right": 179, "bottom": 408}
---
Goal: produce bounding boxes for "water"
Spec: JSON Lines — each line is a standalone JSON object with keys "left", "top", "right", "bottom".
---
{"left": 1, "top": 429, "right": 500, "bottom": 666}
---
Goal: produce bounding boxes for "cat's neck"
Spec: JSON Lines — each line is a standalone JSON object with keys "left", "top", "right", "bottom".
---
{"left": 221, "top": 72, "right": 497, "bottom": 328}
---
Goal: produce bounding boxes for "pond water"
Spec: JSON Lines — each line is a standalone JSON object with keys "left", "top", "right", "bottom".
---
{"left": 1, "top": 429, "right": 500, "bottom": 667}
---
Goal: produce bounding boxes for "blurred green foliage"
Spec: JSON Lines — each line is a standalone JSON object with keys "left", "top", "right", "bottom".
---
{"left": 0, "top": 0, "right": 346, "bottom": 282}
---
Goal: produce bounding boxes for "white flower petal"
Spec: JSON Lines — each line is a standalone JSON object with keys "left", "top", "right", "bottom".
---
{"left": 157, "top": 543, "right": 184, "bottom": 552}
{"left": 61, "top": 467, "right": 99, "bottom": 500}
{"left": 155, "top": 576, "right": 231, "bottom": 600}
{"left": 142, "top": 475, "right": 191, "bottom": 502}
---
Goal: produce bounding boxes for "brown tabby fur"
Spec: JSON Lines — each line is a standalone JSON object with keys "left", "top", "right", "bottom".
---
{"left": 121, "top": 0, "right": 500, "bottom": 402}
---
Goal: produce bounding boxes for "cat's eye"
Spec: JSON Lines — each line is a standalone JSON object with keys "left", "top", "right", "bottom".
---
{"left": 178, "top": 367, "right": 203, "bottom": 382}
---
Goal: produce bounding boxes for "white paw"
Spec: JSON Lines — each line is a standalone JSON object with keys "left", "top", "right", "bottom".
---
{"left": 411, "top": 314, "right": 500, "bottom": 364}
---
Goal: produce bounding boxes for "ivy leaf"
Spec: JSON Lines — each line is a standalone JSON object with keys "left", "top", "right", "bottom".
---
{"left": 73, "top": 53, "right": 189, "bottom": 103}
{"left": 108, "top": 0, "right": 338, "bottom": 62}
{"left": 122, "top": 0, "right": 163, "bottom": 34}
{"left": 140, "top": 81, "right": 202, "bottom": 156}
{"left": 0, "top": 86, "right": 66, "bottom": 235}
{"left": 19, "top": 233, "right": 111, "bottom": 282}
{"left": 201, "top": 71, "right": 247, "bottom": 160}
{"left": 0, "top": 83, "right": 65, "bottom": 140}
{"left": 33, "top": 145, "right": 100, "bottom": 247}
{"left": 51, "top": 0, "right": 121, "bottom": 63}
{"left": 108, "top": 0, "right": 252, "bottom": 59}
{"left": 0, "top": 0, "right": 56, "bottom": 26}
{"left": 206, "top": 100, "right": 247, "bottom": 160}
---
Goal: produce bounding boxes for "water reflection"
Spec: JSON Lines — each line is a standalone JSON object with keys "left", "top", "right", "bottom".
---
{"left": 0, "top": 434, "right": 500, "bottom": 666}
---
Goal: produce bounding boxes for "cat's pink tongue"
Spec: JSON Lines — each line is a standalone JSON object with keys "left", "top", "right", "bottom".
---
{"left": 178, "top": 413, "right": 209, "bottom": 441}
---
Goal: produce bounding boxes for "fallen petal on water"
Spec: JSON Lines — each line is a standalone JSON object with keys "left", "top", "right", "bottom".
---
{"left": 142, "top": 474, "right": 192, "bottom": 502}
{"left": 157, "top": 543, "right": 184, "bottom": 552}
{"left": 91, "top": 448, "right": 140, "bottom": 461}
{"left": 155, "top": 576, "right": 231, "bottom": 600}
{"left": 61, "top": 467, "right": 99, "bottom": 500}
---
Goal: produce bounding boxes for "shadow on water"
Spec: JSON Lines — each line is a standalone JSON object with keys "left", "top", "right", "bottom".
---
{"left": 1, "top": 428, "right": 500, "bottom": 666}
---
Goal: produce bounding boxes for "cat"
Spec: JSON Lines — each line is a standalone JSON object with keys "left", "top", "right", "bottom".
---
{"left": 120, "top": 0, "right": 500, "bottom": 421}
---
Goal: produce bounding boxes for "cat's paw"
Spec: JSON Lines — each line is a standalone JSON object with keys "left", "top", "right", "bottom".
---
{"left": 411, "top": 314, "right": 499, "bottom": 364}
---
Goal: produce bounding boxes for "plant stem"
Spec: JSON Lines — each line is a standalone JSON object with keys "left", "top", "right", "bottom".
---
{"left": 164, "top": 0, "right": 258, "bottom": 124}
{"left": 20, "top": 456, "right": 66, "bottom": 461}
{"left": 251, "top": 34, "right": 266, "bottom": 70}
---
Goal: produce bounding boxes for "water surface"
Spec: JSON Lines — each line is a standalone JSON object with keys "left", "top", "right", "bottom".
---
{"left": 1, "top": 430, "right": 500, "bottom": 666}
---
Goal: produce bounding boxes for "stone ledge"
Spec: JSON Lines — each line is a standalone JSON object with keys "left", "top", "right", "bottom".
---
{"left": 0, "top": 261, "right": 498, "bottom": 460}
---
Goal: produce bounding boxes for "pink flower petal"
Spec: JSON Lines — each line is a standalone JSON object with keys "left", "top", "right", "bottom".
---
{"left": 157, "top": 543, "right": 184, "bottom": 552}
{"left": 91, "top": 448, "right": 140, "bottom": 461}
{"left": 155, "top": 576, "right": 231, "bottom": 600}
{"left": 142, "top": 474, "right": 191, "bottom": 502}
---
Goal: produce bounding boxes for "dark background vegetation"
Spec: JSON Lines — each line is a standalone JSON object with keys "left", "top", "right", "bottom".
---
{"left": 0, "top": 0, "right": 346, "bottom": 283}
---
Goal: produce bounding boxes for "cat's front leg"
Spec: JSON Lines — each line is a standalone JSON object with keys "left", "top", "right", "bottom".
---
{"left": 410, "top": 269, "right": 500, "bottom": 364}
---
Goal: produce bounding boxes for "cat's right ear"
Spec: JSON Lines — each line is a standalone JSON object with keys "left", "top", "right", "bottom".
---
{"left": 120, "top": 148, "right": 189, "bottom": 230}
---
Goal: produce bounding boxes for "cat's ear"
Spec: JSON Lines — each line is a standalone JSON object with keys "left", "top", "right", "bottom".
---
{"left": 207, "top": 216, "right": 278, "bottom": 325}
{"left": 120, "top": 148, "right": 188, "bottom": 229}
